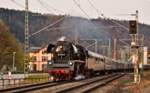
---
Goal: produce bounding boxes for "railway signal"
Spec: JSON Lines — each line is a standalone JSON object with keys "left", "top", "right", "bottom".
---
{"left": 129, "top": 20, "right": 137, "bottom": 34}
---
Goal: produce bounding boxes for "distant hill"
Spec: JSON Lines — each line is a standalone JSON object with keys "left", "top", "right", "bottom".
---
{"left": 0, "top": 8, "right": 64, "bottom": 47}
{"left": 0, "top": 8, "right": 150, "bottom": 52}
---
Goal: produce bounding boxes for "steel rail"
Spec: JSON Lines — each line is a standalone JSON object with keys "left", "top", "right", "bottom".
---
{"left": 56, "top": 74, "right": 118, "bottom": 93}
{"left": 0, "top": 81, "right": 68, "bottom": 93}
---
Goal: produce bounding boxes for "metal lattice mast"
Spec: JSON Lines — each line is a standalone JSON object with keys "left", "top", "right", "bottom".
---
{"left": 25, "top": 0, "right": 29, "bottom": 54}
{"left": 24, "top": 0, "right": 29, "bottom": 72}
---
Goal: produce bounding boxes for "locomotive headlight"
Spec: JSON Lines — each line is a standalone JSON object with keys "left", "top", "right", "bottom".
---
{"left": 48, "top": 61, "right": 52, "bottom": 65}
{"left": 69, "top": 61, "right": 73, "bottom": 66}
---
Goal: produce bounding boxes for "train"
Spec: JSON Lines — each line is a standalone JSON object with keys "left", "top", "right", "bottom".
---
{"left": 47, "top": 37, "right": 133, "bottom": 81}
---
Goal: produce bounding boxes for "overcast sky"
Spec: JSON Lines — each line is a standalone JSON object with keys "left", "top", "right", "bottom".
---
{"left": 0, "top": 0, "right": 150, "bottom": 24}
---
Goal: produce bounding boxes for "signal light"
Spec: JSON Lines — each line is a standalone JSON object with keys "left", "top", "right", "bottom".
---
{"left": 129, "top": 20, "right": 137, "bottom": 34}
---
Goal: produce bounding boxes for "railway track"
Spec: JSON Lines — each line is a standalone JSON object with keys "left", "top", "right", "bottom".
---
{"left": 0, "top": 73, "right": 124, "bottom": 93}
{"left": 56, "top": 73, "right": 124, "bottom": 93}
{"left": 30, "top": 74, "right": 123, "bottom": 93}
{"left": 0, "top": 76, "right": 92, "bottom": 93}
{"left": 0, "top": 80, "right": 72, "bottom": 93}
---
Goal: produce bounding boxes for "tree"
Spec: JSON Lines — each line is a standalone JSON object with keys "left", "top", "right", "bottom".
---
{"left": 0, "top": 19, "right": 24, "bottom": 72}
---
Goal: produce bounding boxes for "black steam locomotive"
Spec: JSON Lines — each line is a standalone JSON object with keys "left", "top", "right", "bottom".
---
{"left": 47, "top": 38, "right": 132, "bottom": 81}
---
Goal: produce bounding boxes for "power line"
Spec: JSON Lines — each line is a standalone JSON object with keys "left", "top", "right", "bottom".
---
{"left": 73, "top": 0, "right": 90, "bottom": 19}
{"left": 37, "top": 0, "right": 53, "bottom": 14}
{"left": 29, "top": 16, "right": 66, "bottom": 37}
{"left": 10, "top": 0, "right": 129, "bottom": 35}
{"left": 72, "top": 0, "right": 114, "bottom": 29}
{"left": 108, "top": 20, "right": 129, "bottom": 31}
{"left": 88, "top": 0, "right": 128, "bottom": 48}
{"left": 31, "top": 26, "right": 71, "bottom": 36}
{"left": 10, "top": 0, "right": 24, "bottom": 8}
{"left": 72, "top": 0, "right": 98, "bottom": 28}
{"left": 87, "top": 0, "right": 128, "bottom": 31}
{"left": 37, "top": 0, "right": 65, "bottom": 14}
{"left": 87, "top": 0, "right": 104, "bottom": 17}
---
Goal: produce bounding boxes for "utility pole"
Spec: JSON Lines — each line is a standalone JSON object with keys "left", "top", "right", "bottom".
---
{"left": 95, "top": 39, "right": 98, "bottom": 53}
{"left": 108, "top": 39, "right": 111, "bottom": 57}
{"left": 113, "top": 38, "right": 117, "bottom": 59}
{"left": 12, "top": 52, "right": 16, "bottom": 71}
{"left": 24, "top": 0, "right": 29, "bottom": 73}
{"left": 140, "top": 34, "right": 145, "bottom": 77}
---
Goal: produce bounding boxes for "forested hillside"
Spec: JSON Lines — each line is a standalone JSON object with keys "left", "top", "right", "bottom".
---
{"left": 0, "top": 8, "right": 64, "bottom": 47}
{"left": 0, "top": 8, "right": 150, "bottom": 50}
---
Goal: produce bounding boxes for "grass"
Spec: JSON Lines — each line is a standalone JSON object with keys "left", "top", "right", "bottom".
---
{"left": 24, "top": 73, "right": 50, "bottom": 84}
{"left": 106, "top": 75, "right": 134, "bottom": 93}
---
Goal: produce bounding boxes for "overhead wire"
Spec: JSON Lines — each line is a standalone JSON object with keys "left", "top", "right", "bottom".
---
{"left": 10, "top": 0, "right": 24, "bottom": 8}
{"left": 87, "top": 0, "right": 130, "bottom": 46}
{"left": 29, "top": 0, "right": 68, "bottom": 37}
{"left": 73, "top": 0, "right": 90, "bottom": 19}
{"left": 72, "top": 0, "right": 113, "bottom": 31}
{"left": 37, "top": 0, "right": 65, "bottom": 15}
{"left": 9, "top": 0, "right": 67, "bottom": 38}
{"left": 87, "top": 0, "right": 129, "bottom": 31}
{"left": 37, "top": 0, "right": 54, "bottom": 14}
{"left": 87, "top": 0, "right": 104, "bottom": 17}
{"left": 30, "top": 16, "right": 66, "bottom": 37}
{"left": 10, "top": 0, "right": 129, "bottom": 37}
{"left": 72, "top": 0, "right": 100, "bottom": 27}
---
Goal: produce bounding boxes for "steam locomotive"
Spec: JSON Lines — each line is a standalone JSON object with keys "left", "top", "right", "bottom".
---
{"left": 47, "top": 37, "right": 133, "bottom": 81}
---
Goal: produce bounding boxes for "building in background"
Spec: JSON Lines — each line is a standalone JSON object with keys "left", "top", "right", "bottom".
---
{"left": 29, "top": 47, "right": 52, "bottom": 72}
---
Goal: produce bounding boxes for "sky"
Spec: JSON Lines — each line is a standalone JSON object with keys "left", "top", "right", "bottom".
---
{"left": 0, "top": 0, "right": 150, "bottom": 24}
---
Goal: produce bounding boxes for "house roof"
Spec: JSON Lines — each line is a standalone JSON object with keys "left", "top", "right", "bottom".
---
{"left": 30, "top": 47, "right": 43, "bottom": 53}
